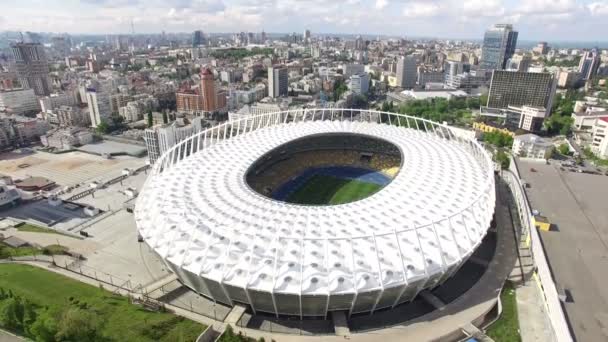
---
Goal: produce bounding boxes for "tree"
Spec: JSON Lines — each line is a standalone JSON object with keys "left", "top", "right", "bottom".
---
{"left": 544, "top": 115, "right": 574, "bottom": 136}
{"left": 147, "top": 110, "right": 153, "bottom": 128}
{"left": 30, "top": 308, "right": 59, "bottom": 342}
{"left": 332, "top": 80, "right": 349, "bottom": 102}
{"left": 558, "top": 143, "right": 571, "bottom": 155}
{"left": 495, "top": 150, "right": 511, "bottom": 170}
{"left": 95, "top": 121, "right": 110, "bottom": 135}
{"left": 479, "top": 92, "right": 489, "bottom": 107}
{"left": 0, "top": 297, "right": 22, "bottom": 332}
{"left": 484, "top": 131, "right": 514, "bottom": 148}
{"left": 55, "top": 307, "right": 103, "bottom": 342}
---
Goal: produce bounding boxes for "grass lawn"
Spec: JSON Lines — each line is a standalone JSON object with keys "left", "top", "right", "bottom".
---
{"left": 0, "top": 263, "right": 205, "bottom": 342}
{"left": 0, "top": 243, "right": 68, "bottom": 259}
{"left": 15, "top": 223, "right": 73, "bottom": 237}
{"left": 286, "top": 174, "right": 382, "bottom": 205}
{"left": 486, "top": 282, "right": 521, "bottom": 342}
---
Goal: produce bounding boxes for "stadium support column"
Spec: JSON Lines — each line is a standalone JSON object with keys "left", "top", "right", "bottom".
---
{"left": 392, "top": 229, "right": 409, "bottom": 308}
{"left": 370, "top": 232, "right": 385, "bottom": 314}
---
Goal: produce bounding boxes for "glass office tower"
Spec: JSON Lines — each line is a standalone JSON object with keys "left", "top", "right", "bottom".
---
{"left": 480, "top": 24, "right": 518, "bottom": 70}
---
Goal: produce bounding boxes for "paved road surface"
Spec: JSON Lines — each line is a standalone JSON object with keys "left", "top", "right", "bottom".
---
{"left": 518, "top": 159, "right": 608, "bottom": 342}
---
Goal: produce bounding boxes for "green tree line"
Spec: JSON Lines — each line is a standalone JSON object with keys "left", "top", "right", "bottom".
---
{"left": 380, "top": 97, "right": 479, "bottom": 126}
{"left": 210, "top": 48, "right": 274, "bottom": 60}
{"left": 0, "top": 289, "right": 107, "bottom": 342}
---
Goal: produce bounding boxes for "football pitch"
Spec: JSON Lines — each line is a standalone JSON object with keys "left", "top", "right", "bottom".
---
{"left": 286, "top": 174, "right": 382, "bottom": 205}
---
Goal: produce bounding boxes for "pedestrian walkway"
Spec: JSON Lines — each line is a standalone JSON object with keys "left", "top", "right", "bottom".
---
{"left": 0, "top": 329, "right": 23, "bottom": 342}
{"left": 516, "top": 279, "right": 556, "bottom": 342}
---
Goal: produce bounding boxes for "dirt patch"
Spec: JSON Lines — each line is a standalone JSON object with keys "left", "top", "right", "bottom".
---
{"left": 0, "top": 155, "right": 49, "bottom": 173}
{"left": 50, "top": 157, "right": 93, "bottom": 171}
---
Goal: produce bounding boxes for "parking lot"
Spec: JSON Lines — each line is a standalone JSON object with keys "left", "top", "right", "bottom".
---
{"left": 517, "top": 158, "right": 608, "bottom": 342}
{"left": 0, "top": 150, "right": 145, "bottom": 187}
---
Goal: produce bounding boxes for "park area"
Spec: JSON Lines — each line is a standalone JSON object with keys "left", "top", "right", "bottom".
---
{"left": 286, "top": 174, "right": 382, "bottom": 205}
{"left": 0, "top": 264, "right": 204, "bottom": 342}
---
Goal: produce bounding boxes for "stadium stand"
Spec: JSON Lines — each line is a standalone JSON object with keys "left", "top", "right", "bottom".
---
{"left": 246, "top": 133, "right": 402, "bottom": 198}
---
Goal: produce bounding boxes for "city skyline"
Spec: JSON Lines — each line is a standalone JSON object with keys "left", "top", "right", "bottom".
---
{"left": 0, "top": 0, "right": 607, "bottom": 41}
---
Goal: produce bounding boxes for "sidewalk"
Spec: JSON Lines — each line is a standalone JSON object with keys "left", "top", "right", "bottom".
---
{"left": 0, "top": 329, "right": 23, "bottom": 342}
{"left": 516, "top": 279, "right": 556, "bottom": 342}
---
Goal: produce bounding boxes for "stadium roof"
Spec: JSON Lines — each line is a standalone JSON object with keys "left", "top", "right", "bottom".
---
{"left": 136, "top": 119, "right": 494, "bottom": 298}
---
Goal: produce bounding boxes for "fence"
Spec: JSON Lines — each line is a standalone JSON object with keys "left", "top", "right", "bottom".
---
{"left": 5, "top": 254, "right": 142, "bottom": 293}
{"left": 501, "top": 160, "right": 573, "bottom": 342}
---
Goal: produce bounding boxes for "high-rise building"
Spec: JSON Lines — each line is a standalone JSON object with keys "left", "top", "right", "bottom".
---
{"left": 201, "top": 68, "right": 218, "bottom": 112}
{"left": 10, "top": 43, "right": 51, "bottom": 96}
{"left": 483, "top": 70, "right": 557, "bottom": 132}
{"left": 487, "top": 70, "right": 555, "bottom": 109}
{"left": 304, "top": 29, "right": 311, "bottom": 43}
{"left": 86, "top": 81, "right": 112, "bottom": 128}
{"left": 354, "top": 35, "right": 365, "bottom": 50}
{"left": 533, "top": 42, "right": 549, "bottom": 55}
{"left": 268, "top": 66, "right": 288, "bottom": 98}
{"left": 342, "top": 63, "right": 365, "bottom": 79}
{"left": 445, "top": 61, "right": 471, "bottom": 79}
{"left": 396, "top": 56, "right": 417, "bottom": 89}
{"left": 51, "top": 37, "right": 70, "bottom": 58}
{"left": 480, "top": 24, "right": 518, "bottom": 70}
{"left": 348, "top": 72, "right": 370, "bottom": 95}
{"left": 578, "top": 48, "right": 600, "bottom": 80}
{"left": 505, "top": 54, "right": 531, "bottom": 72}
{"left": 192, "top": 30, "right": 204, "bottom": 47}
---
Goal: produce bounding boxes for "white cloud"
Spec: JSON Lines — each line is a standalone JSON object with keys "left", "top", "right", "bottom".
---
{"left": 587, "top": 1, "right": 608, "bottom": 16}
{"left": 375, "top": 0, "right": 388, "bottom": 10}
{"left": 517, "top": 0, "right": 578, "bottom": 14}
{"left": 0, "top": 0, "right": 607, "bottom": 40}
{"left": 402, "top": 2, "right": 441, "bottom": 18}
{"left": 462, "top": 0, "right": 505, "bottom": 17}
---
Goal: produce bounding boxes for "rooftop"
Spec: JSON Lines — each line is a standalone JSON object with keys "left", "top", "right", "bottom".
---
{"left": 135, "top": 119, "right": 495, "bottom": 296}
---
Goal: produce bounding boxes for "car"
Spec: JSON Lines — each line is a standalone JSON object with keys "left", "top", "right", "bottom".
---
{"left": 530, "top": 168, "right": 537, "bottom": 172}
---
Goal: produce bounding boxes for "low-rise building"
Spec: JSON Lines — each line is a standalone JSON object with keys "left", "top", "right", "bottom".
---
{"left": 512, "top": 134, "right": 554, "bottom": 159}
{"left": 590, "top": 117, "right": 608, "bottom": 158}
{"left": 0, "top": 116, "right": 50, "bottom": 149}
{"left": 119, "top": 94, "right": 158, "bottom": 122}
{"left": 144, "top": 116, "right": 205, "bottom": 163}
{"left": 176, "top": 91, "right": 203, "bottom": 113}
{"left": 389, "top": 89, "right": 468, "bottom": 103}
{"left": 517, "top": 106, "right": 547, "bottom": 132}
{"left": 39, "top": 91, "right": 79, "bottom": 113}
{"left": 571, "top": 111, "right": 608, "bottom": 130}
{"left": 472, "top": 122, "right": 516, "bottom": 137}
{"left": 40, "top": 127, "right": 94, "bottom": 150}
{"left": 0, "top": 88, "right": 40, "bottom": 115}
{"left": 56, "top": 105, "right": 89, "bottom": 127}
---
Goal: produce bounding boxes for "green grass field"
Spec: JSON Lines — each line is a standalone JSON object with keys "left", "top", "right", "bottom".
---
{"left": 14, "top": 222, "right": 74, "bottom": 238}
{"left": 286, "top": 174, "right": 382, "bottom": 205}
{"left": 0, "top": 264, "right": 204, "bottom": 342}
{"left": 486, "top": 282, "right": 521, "bottom": 342}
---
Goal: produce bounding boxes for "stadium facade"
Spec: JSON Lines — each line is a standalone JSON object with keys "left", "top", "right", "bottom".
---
{"left": 135, "top": 109, "right": 495, "bottom": 318}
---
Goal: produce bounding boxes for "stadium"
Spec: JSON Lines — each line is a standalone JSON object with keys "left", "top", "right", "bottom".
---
{"left": 134, "top": 109, "right": 495, "bottom": 318}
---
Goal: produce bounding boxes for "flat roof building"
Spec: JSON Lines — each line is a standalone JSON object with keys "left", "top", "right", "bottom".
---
{"left": 512, "top": 133, "right": 554, "bottom": 159}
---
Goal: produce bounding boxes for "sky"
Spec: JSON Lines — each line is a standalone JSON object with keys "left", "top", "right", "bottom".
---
{"left": 0, "top": 0, "right": 607, "bottom": 41}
